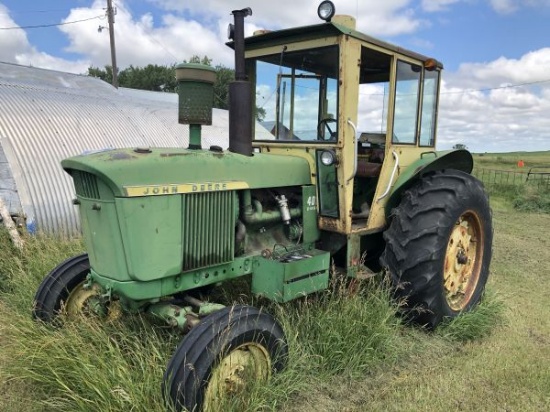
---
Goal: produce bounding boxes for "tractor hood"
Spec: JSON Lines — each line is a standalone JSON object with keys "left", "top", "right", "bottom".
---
{"left": 62, "top": 148, "right": 311, "bottom": 197}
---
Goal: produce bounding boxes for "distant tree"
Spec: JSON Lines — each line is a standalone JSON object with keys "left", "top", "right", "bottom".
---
{"left": 187, "top": 55, "right": 212, "bottom": 65}
{"left": 88, "top": 65, "right": 114, "bottom": 84}
{"left": 453, "top": 143, "right": 468, "bottom": 150}
{"left": 118, "top": 64, "right": 177, "bottom": 92}
{"left": 86, "top": 57, "right": 265, "bottom": 120}
{"left": 255, "top": 106, "right": 266, "bottom": 122}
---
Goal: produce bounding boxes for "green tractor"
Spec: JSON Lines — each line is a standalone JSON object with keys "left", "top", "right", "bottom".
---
{"left": 33, "top": 2, "right": 492, "bottom": 411}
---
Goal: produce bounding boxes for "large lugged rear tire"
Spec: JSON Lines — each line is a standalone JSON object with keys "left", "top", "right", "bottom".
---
{"left": 381, "top": 170, "right": 492, "bottom": 328}
{"left": 163, "top": 305, "right": 288, "bottom": 412}
{"left": 33, "top": 253, "right": 92, "bottom": 322}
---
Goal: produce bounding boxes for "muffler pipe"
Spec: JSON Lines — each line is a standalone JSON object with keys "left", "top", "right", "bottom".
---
{"left": 228, "top": 8, "right": 253, "bottom": 156}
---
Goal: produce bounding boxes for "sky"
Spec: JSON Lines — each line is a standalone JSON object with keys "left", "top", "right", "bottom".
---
{"left": 0, "top": 0, "right": 549, "bottom": 153}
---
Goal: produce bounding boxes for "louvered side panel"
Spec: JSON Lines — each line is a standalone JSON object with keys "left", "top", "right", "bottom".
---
{"left": 182, "top": 191, "right": 234, "bottom": 271}
{"left": 72, "top": 170, "right": 100, "bottom": 199}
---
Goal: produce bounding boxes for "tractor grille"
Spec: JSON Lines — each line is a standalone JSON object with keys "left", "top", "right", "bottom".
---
{"left": 182, "top": 191, "right": 235, "bottom": 271}
{"left": 72, "top": 170, "right": 100, "bottom": 199}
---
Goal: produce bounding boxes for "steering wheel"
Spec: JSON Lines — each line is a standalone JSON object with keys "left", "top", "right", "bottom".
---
{"left": 317, "top": 118, "right": 337, "bottom": 141}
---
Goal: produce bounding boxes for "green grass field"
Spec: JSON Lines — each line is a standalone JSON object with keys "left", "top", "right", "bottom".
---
{"left": 473, "top": 150, "right": 550, "bottom": 172}
{"left": 1, "top": 152, "right": 549, "bottom": 412}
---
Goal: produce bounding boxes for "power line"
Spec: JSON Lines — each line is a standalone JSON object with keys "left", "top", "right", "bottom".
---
{"left": 359, "top": 77, "right": 550, "bottom": 97}
{"left": 0, "top": 8, "right": 104, "bottom": 15}
{"left": 0, "top": 15, "right": 104, "bottom": 30}
{"left": 145, "top": 33, "right": 180, "bottom": 62}
{"left": 442, "top": 78, "right": 550, "bottom": 94}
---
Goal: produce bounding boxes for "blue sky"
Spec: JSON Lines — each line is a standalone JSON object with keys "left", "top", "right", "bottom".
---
{"left": 1, "top": 0, "right": 549, "bottom": 152}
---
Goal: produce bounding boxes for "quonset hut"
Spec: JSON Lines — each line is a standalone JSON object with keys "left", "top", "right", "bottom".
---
{"left": 0, "top": 62, "right": 271, "bottom": 235}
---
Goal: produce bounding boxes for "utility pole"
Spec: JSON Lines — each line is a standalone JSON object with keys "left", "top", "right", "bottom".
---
{"left": 106, "top": 0, "right": 118, "bottom": 88}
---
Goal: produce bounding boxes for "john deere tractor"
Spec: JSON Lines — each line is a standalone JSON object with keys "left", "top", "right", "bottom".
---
{"left": 33, "top": 2, "right": 492, "bottom": 411}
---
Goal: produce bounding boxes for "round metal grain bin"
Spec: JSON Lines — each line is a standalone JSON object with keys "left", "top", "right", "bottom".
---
{"left": 175, "top": 63, "right": 217, "bottom": 125}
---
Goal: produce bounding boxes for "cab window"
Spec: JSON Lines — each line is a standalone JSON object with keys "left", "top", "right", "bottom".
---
{"left": 252, "top": 46, "right": 339, "bottom": 142}
{"left": 393, "top": 60, "right": 422, "bottom": 144}
{"left": 419, "top": 69, "right": 440, "bottom": 147}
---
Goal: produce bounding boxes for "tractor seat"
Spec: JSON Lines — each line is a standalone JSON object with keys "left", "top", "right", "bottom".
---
{"left": 356, "top": 159, "right": 382, "bottom": 178}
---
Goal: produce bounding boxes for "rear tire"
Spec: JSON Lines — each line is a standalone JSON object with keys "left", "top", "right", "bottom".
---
{"left": 163, "top": 305, "right": 288, "bottom": 412}
{"left": 381, "top": 170, "right": 492, "bottom": 328}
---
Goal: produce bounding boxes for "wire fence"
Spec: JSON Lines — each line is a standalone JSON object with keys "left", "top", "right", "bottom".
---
{"left": 473, "top": 168, "right": 550, "bottom": 189}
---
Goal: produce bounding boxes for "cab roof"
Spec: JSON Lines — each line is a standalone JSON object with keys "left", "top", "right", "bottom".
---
{"left": 228, "top": 20, "right": 443, "bottom": 69}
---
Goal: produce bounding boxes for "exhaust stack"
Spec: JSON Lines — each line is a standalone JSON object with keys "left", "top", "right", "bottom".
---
{"left": 228, "top": 8, "right": 253, "bottom": 156}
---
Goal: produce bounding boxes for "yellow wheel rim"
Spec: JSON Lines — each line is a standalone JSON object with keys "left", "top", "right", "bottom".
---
{"left": 444, "top": 210, "right": 485, "bottom": 311}
{"left": 65, "top": 281, "right": 120, "bottom": 320}
{"left": 203, "top": 342, "right": 271, "bottom": 411}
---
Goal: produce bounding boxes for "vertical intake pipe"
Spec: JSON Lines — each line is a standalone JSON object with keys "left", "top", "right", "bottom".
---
{"left": 228, "top": 7, "right": 253, "bottom": 157}
{"left": 175, "top": 63, "right": 216, "bottom": 149}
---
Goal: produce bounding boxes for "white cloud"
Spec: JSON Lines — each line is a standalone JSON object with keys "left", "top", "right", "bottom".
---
{"left": 423, "top": 0, "right": 550, "bottom": 16}
{"left": 0, "top": 4, "right": 90, "bottom": 73}
{"left": 489, "top": 0, "right": 518, "bottom": 14}
{"left": 150, "top": 0, "right": 423, "bottom": 37}
{"left": 450, "top": 48, "right": 550, "bottom": 88}
{"left": 489, "top": 0, "right": 550, "bottom": 15}
{"left": 436, "top": 48, "right": 550, "bottom": 152}
{"left": 422, "top": 0, "right": 462, "bottom": 12}
{"left": 58, "top": 0, "right": 233, "bottom": 69}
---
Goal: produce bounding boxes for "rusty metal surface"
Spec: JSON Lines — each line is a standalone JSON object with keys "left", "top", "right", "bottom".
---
{"left": 444, "top": 211, "right": 484, "bottom": 311}
{"left": 0, "top": 62, "right": 268, "bottom": 234}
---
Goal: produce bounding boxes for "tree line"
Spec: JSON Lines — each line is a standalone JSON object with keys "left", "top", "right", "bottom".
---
{"left": 87, "top": 56, "right": 265, "bottom": 121}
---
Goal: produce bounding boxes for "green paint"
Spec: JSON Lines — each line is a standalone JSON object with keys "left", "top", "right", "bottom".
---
{"left": 89, "top": 256, "right": 254, "bottom": 301}
{"left": 301, "top": 185, "right": 320, "bottom": 243}
{"left": 63, "top": 149, "right": 311, "bottom": 197}
{"left": 251, "top": 249, "right": 330, "bottom": 302}
{"left": 147, "top": 302, "right": 193, "bottom": 329}
{"left": 189, "top": 124, "right": 202, "bottom": 149}
{"left": 198, "top": 302, "right": 226, "bottom": 316}
{"left": 386, "top": 149, "right": 473, "bottom": 213}
{"left": 181, "top": 191, "right": 235, "bottom": 271}
{"left": 147, "top": 300, "right": 224, "bottom": 330}
{"left": 116, "top": 195, "right": 183, "bottom": 281}
{"left": 316, "top": 150, "right": 339, "bottom": 218}
{"left": 176, "top": 63, "right": 216, "bottom": 126}
{"left": 79, "top": 198, "right": 129, "bottom": 281}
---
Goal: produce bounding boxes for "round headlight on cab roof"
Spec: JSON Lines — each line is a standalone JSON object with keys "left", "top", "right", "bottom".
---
{"left": 318, "top": 1, "right": 336, "bottom": 22}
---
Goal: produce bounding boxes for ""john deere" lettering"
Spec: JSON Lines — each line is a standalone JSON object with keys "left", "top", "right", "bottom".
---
{"left": 123, "top": 181, "right": 249, "bottom": 197}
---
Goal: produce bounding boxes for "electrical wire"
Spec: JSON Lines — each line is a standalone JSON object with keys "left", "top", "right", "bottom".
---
{"left": 358, "top": 77, "right": 550, "bottom": 97}
{"left": 0, "top": 15, "right": 105, "bottom": 30}
{"left": 144, "top": 33, "right": 180, "bottom": 62}
{"left": 0, "top": 8, "right": 104, "bottom": 15}
{"left": 442, "top": 78, "right": 550, "bottom": 94}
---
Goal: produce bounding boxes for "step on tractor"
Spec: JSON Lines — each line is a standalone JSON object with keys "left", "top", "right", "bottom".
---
{"left": 33, "top": 2, "right": 492, "bottom": 411}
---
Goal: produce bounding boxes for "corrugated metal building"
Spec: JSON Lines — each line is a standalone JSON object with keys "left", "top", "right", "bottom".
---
{"left": 0, "top": 62, "right": 271, "bottom": 235}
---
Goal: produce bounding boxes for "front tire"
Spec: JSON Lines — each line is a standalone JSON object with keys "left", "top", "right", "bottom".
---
{"left": 381, "top": 170, "right": 492, "bottom": 328}
{"left": 163, "top": 305, "right": 288, "bottom": 412}
{"left": 33, "top": 253, "right": 98, "bottom": 322}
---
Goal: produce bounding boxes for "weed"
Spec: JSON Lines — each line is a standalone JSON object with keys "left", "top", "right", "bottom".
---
{"left": 512, "top": 185, "right": 550, "bottom": 213}
{"left": 435, "top": 290, "right": 505, "bottom": 342}
{"left": 0, "top": 216, "right": 528, "bottom": 412}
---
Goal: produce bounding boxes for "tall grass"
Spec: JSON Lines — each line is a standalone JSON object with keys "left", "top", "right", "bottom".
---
{"left": 482, "top": 183, "right": 550, "bottom": 214}
{"left": 435, "top": 290, "right": 505, "bottom": 342}
{"left": 1, "top": 313, "right": 175, "bottom": 411}
{"left": 0, "top": 230, "right": 503, "bottom": 411}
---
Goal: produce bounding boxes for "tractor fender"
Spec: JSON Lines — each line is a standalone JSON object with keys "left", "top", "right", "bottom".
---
{"left": 385, "top": 149, "right": 473, "bottom": 214}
